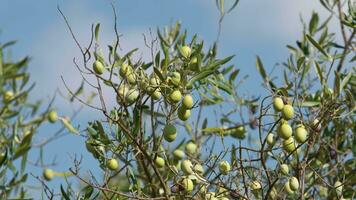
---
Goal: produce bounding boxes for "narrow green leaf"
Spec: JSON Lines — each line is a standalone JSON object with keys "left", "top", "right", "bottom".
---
{"left": 306, "top": 34, "right": 331, "bottom": 60}
{"left": 94, "top": 23, "right": 100, "bottom": 42}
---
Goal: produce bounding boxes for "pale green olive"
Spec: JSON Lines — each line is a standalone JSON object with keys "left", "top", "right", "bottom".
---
{"left": 48, "top": 110, "right": 58, "bottom": 123}
{"left": 181, "top": 45, "right": 192, "bottom": 58}
{"left": 43, "top": 168, "right": 55, "bottom": 181}
{"left": 219, "top": 161, "right": 231, "bottom": 175}
{"left": 282, "top": 104, "right": 294, "bottom": 120}
{"left": 278, "top": 123, "right": 292, "bottom": 139}
{"left": 280, "top": 164, "right": 289, "bottom": 175}
{"left": 181, "top": 159, "right": 194, "bottom": 175}
{"left": 155, "top": 156, "right": 165, "bottom": 168}
{"left": 283, "top": 137, "right": 296, "bottom": 153}
{"left": 182, "top": 94, "right": 194, "bottom": 109}
{"left": 289, "top": 177, "right": 299, "bottom": 191}
{"left": 295, "top": 125, "right": 308, "bottom": 143}
{"left": 93, "top": 60, "right": 104, "bottom": 75}
{"left": 181, "top": 178, "right": 194, "bottom": 192}
{"left": 273, "top": 97, "right": 284, "bottom": 112}
{"left": 169, "top": 90, "right": 182, "bottom": 103}
{"left": 107, "top": 158, "right": 119, "bottom": 170}
{"left": 178, "top": 106, "right": 191, "bottom": 121}
{"left": 185, "top": 142, "right": 197, "bottom": 155}
{"left": 173, "top": 149, "right": 185, "bottom": 160}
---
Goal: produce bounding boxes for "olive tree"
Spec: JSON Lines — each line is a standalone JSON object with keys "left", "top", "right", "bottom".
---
{"left": 43, "top": 1, "right": 355, "bottom": 199}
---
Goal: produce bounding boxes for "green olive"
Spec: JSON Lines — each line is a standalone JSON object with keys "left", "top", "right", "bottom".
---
{"left": 289, "top": 177, "right": 299, "bottom": 191}
{"left": 173, "top": 149, "right": 185, "bottom": 160}
{"left": 219, "top": 160, "right": 231, "bottom": 175}
{"left": 273, "top": 97, "right": 284, "bottom": 112}
{"left": 282, "top": 104, "right": 294, "bottom": 120}
{"left": 295, "top": 125, "right": 308, "bottom": 143}
{"left": 231, "top": 126, "right": 246, "bottom": 139}
{"left": 181, "top": 45, "right": 192, "bottom": 58}
{"left": 266, "top": 133, "right": 275, "bottom": 146}
{"left": 284, "top": 181, "right": 294, "bottom": 195}
{"left": 4, "top": 91, "right": 14, "bottom": 102}
{"left": 181, "top": 159, "right": 193, "bottom": 175}
{"left": 334, "top": 181, "right": 343, "bottom": 196}
{"left": 48, "top": 110, "right": 58, "bottom": 123}
{"left": 151, "top": 90, "right": 162, "bottom": 100}
{"left": 251, "top": 181, "right": 262, "bottom": 190}
{"left": 43, "top": 168, "right": 55, "bottom": 181}
{"left": 107, "top": 158, "right": 119, "bottom": 170}
{"left": 119, "top": 63, "right": 131, "bottom": 77}
{"left": 163, "top": 124, "right": 177, "bottom": 142}
{"left": 169, "top": 90, "right": 182, "bottom": 103}
{"left": 181, "top": 178, "right": 194, "bottom": 192}
{"left": 280, "top": 164, "right": 289, "bottom": 175}
{"left": 278, "top": 123, "right": 292, "bottom": 139}
{"left": 125, "top": 89, "right": 139, "bottom": 105}
{"left": 283, "top": 137, "right": 296, "bottom": 153}
{"left": 93, "top": 60, "right": 104, "bottom": 75}
{"left": 178, "top": 106, "right": 191, "bottom": 121}
{"left": 185, "top": 142, "right": 197, "bottom": 155}
{"left": 182, "top": 94, "right": 194, "bottom": 109}
{"left": 155, "top": 156, "right": 165, "bottom": 168}
{"left": 194, "top": 164, "right": 204, "bottom": 175}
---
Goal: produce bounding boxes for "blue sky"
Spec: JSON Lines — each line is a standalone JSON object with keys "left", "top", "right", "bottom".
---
{"left": 0, "top": 0, "right": 338, "bottom": 198}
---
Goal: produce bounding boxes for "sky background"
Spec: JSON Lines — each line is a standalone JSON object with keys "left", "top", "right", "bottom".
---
{"left": 0, "top": 0, "right": 340, "bottom": 198}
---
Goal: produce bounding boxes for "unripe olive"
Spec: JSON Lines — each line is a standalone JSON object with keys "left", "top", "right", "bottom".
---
{"left": 284, "top": 181, "right": 294, "bottom": 195}
{"left": 119, "top": 63, "right": 131, "bottom": 77}
{"left": 93, "top": 60, "right": 104, "bottom": 75}
{"left": 169, "top": 72, "right": 181, "bottom": 86}
{"left": 181, "top": 178, "right": 194, "bottom": 192}
{"left": 185, "top": 142, "right": 197, "bottom": 155}
{"left": 152, "top": 90, "right": 162, "bottom": 100}
{"left": 318, "top": 186, "right": 328, "bottom": 197}
{"left": 107, "top": 158, "right": 119, "bottom": 170}
{"left": 178, "top": 106, "right": 191, "bottom": 121}
{"left": 4, "top": 91, "right": 14, "bottom": 102}
{"left": 0, "top": 152, "right": 6, "bottom": 163}
{"left": 282, "top": 104, "right": 294, "bottom": 120}
{"left": 125, "top": 89, "right": 139, "bottom": 105}
{"left": 251, "top": 181, "right": 262, "bottom": 190}
{"left": 269, "top": 187, "right": 278, "bottom": 199}
{"left": 278, "top": 123, "right": 292, "bottom": 139}
{"left": 173, "top": 149, "right": 185, "bottom": 160}
{"left": 149, "top": 77, "right": 161, "bottom": 86}
{"left": 181, "top": 45, "right": 192, "bottom": 58}
{"left": 280, "top": 164, "right": 289, "bottom": 175}
{"left": 205, "top": 192, "right": 216, "bottom": 200}
{"left": 155, "top": 156, "right": 165, "bottom": 168}
{"left": 266, "top": 133, "right": 275, "bottom": 146}
{"left": 231, "top": 126, "right": 246, "bottom": 139}
{"left": 189, "top": 56, "right": 199, "bottom": 71}
{"left": 181, "top": 159, "right": 194, "bottom": 175}
{"left": 194, "top": 164, "right": 204, "bottom": 175}
{"left": 182, "top": 95, "right": 194, "bottom": 109}
{"left": 163, "top": 124, "right": 177, "bottom": 142}
{"left": 219, "top": 161, "right": 231, "bottom": 175}
{"left": 126, "top": 73, "right": 137, "bottom": 85}
{"left": 116, "top": 83, "right": 130, "bottom": 103}
{"left": 295, "top": 125, "right": 308, "bottom": 143}
{"left": 273, "top": 97, "right": 284, "bottom": 112}
{"left": 169, "top": 90, "right": 182, "bottom": 103}
{"left": 289, "top": 177, "right": 299, "bottom": 191}
{"left": 334, "top": 181, "right": 343, "bottom": 196}
{"left": 48, "top": 110, "right": 58, "bottom": 123}
{"left": 43, "top": 168, "right": 55, "bottom": 181}
{"left": 283, "top": 137, "right": 296, "bottom": 153}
